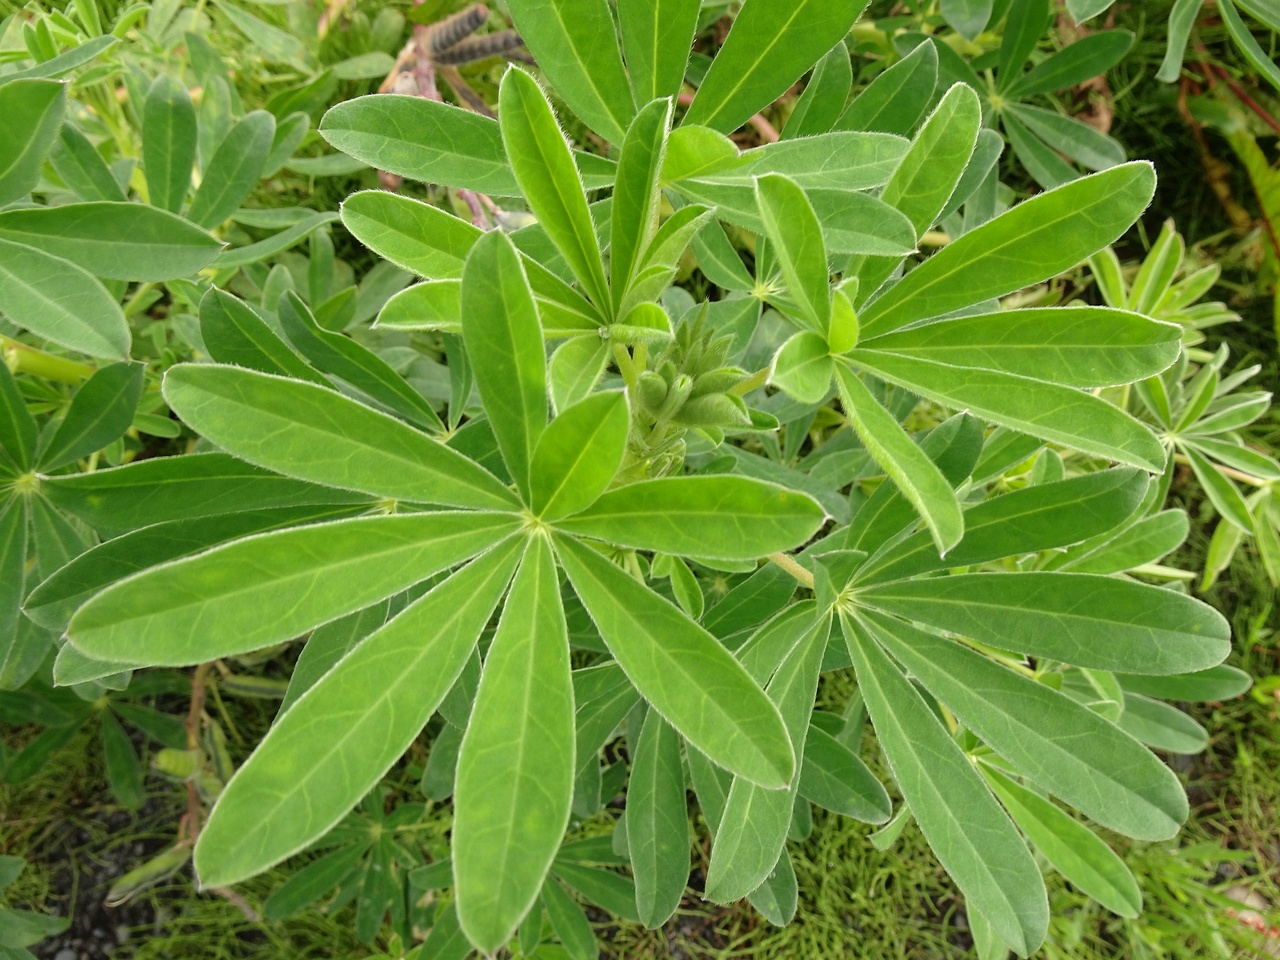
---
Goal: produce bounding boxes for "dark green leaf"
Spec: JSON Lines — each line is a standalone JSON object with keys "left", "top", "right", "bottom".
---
{"left": 860, "top": 572, "right": 1232, "bottom": 675}
{"left": 142, "top": 74, "right": 196, "bottom": 213}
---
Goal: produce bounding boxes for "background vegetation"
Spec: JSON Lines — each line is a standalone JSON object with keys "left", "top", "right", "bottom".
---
{"left": 2, "top": 0, "right": 1278, "bottom": 957}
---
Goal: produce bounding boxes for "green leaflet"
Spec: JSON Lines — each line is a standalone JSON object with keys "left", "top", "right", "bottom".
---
{"left": 981, "top": 765, "right": 1142, "bottom": 918}
{"left": 162, "top": 364, "right": 515, "bottom": 509}
{"left": 194, "top": 538, "right": 521, "bottom": 888}
{"left": 1011, "top": 30, "right": 1133, "bottom": 97}
{"left": 852, "top": 82, "right": 980, "bottom": 298}
{"left": 1007, "top": 104, "right": 1125, "bottom": 173}
{"left": 706, "top": 131, "right": 908, "bottom": 191}
{"left": 705, "top": 611, "right": 829, "bottom": 903}
{"left": 506, "top": 0, "right": 635, "bottom": 143}
{"left": 0, "top": 202, "right": 222, "bottom": 281}
{"left": 617, "top": 0, "right": 700, "bottom": 103}
{"left": 555, "top": 534, "right": 794, "bottom": 788}
{"left": 38, "top": 361, "right": 144, "bottom": 471}
{"left": 997, "top": 0, "right": 1050, "bottom": 85}
{"left": 799, "top": 725, "right": 891, "bottom": 823}
{"left": 835, "top": 41, "right": 937, "bottom": 135}
{"left": 850, "top": 350, "right": 1166, "bottom": 471}
{"left": 771, "top": 331, "right": 835, "bottom": 404}
{"left": 214, "top": 211, "right": 340, "bottom": 270}
{"left": 530, "top": 391, "right": 629, "bottom": 521}
{"left": 142, "top": 74, "right": 196, "bottom": 213}
{"left": 26, "top": 505, "right": 359, "bottom": 633}
{"left": 860, "top": 572, "right": 1231, "bottom": 675}
{"left": 49, "top": 123, "right": 125, "bottom": 203}
{"left": 783, "top": 43, "right": 853, "bottom": 140}
{"left": 1118, "top": 692, "right": 1208, "bottom": 754}
{"left": 755, "top": 173, "right": 830, "bottom": 333}
{"left": 861, "top": 611, "right": 1188, "bottom": 841}
{"left": 859, "top": 163, "right": 1157, "bottom": 338}
{"left": 500, "top": 68, "right": 611, "bottom": 312}
{"left": 610, "top": 99, "right": 671, "bottom": 308}
{"left": 858, "top": 467, "right": 1148, "bottom": 584}
{"left": 319, "top": 95, "right": 616, "bottom": 197}
{"left": 461, "top": 229, "right": 548, "bottom": 500}
{"left": 67, "top": 511, "right": 520, "bottom": 665}
{"left": 834, "top": 365, "right": 964, "bottom": 554}
{"left": 557, "top": 476, "right": 825, "bottom": 561}
{"left": 340, "top": 190, "right": 479, "bottom": 279}
{"left": 198, "top": 288, "right": 327, "bottom": 384}
{"left": 859, "top": 307, "right": 1180, "bottom": 388}
{"left": 628, "top": 710, "right": 690, "bottom": 928}
{"left": 187, "top": 110, "right": 275, "bottom": 228}
{"left": 41, "top": 452, "right": 369, "bottom": 534}
{"left": 684, "top": 0, "right": 867, "bottom": 134}
{"left": 1115, "top": 664, "right": 1252, "bottom": 703}
{"left": 541, "top": 876, "right": 598, "bottom": 960}
{"left": 276, "top": 600, "right": 389, "bottom": 713}
{"left": 845, "top": 412, "right": 984, "bottom": 553}
{"left": 841, "top": 612, "right": 1048, "bottom": 957}
{"left": 0, "top": 362, "right": 37, "bottom": 472}
{"left": 454, "top": 537, "right": 575, "bottom": 952}
{"left": 1185, "top": 445, "right": 1255, "bottom": 534}
{"left": 0, "top": 239, "right": 130, "bottom": 359}
{"left": 0, "top": 79, "right": 67, "bottom": 207}
{"left": 277, "top": 292, "right": 445, "bottom": 432}
{"left": 0, "top": 501, "right": 26, "bottom": 660}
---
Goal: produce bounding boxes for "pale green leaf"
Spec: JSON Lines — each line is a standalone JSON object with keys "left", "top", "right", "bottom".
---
{"left": 455, "top": 537, "right": 576, "bottom": 951}
{"left": 194, "top": 539, "right": 521, "bottom": 887}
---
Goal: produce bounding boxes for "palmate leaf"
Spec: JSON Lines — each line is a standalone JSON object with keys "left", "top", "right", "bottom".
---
{"left": 555, "top": 534, "right": 794, "bottom": 788}
{"left": 67, "top": 511, "right": 521, "bottom": 665}
{"left": 194, "top": 536, "right": 522, "bottom": 888}
{"left": 841, "top": 612, "right": 1048, "bottom": 956}
{"left": 454, "top": 536, "right": 575, "bottom": 952}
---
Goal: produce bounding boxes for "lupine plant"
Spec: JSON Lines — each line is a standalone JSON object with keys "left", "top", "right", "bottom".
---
{"left": 0, "top": 1, "right": 1258, "bottom": 958}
